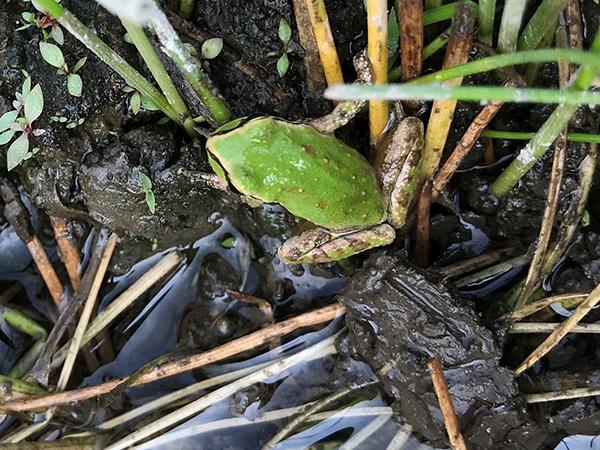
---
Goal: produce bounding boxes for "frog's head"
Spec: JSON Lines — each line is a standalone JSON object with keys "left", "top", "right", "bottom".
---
{"left": 205, "top": 117, "right": 250, "bottom": 184}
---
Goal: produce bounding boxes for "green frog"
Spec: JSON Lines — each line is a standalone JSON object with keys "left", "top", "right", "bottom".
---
{"left": 205, "top": 56, "right": 424, "bottom": 264}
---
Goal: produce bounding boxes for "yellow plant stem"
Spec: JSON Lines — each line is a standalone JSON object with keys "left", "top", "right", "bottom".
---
{"left": 367, "top": 0, "right": 389, "bottom": 148}
{"left": 304, "top": 0, "right": 344, "bottom": 87}
{"left": 420, "top": 4, "right": 474, "bottom": 184}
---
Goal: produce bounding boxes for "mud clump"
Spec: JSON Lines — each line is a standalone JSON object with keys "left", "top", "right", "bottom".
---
{"left": 338, "top": 250, "right": 544, "bottom": 449}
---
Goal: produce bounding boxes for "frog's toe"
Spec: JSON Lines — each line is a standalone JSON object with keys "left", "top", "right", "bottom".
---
{"left": 278, "top": 224, "right": 396, "bottom": 264}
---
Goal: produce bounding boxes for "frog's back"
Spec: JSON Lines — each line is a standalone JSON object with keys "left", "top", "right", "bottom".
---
{"left": 207, "top": 117, "right": 385, "bottom": 229}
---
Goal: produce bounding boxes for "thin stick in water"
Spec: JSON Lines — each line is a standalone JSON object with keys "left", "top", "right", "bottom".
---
{"left": 49, "top": 216, "right": 81, "bottom": 291}
{"left": 0, "top": 178, "right": 64, "bottom": 306}
{"left": 427, "top": 355, "right": 467, "bottom": 450}
{"left": 431, "top": 85, "right": 509, "bottom": 199}
{"left": 56, "top": 232, "right": 117, "bottom": 390}
{"left": 0, "top": 303, "right": 345, "bottom": 413}
{"left": 415, "top": 180, "right": 432, "bottom": 268}
{"left": 515, "top": 283, "right": 600, "bottom": 375}
{"left": 436, "top": 246, "right": 518, "bottom": 278}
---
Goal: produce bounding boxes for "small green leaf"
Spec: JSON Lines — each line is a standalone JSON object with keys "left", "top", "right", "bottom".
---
{"left": 278, "top": 18, "right": 292, "bottom": 45}
{"left": 21, "top": 12, "right": 35, "bottom": 22}
{"left": 22, "top": 77, "right": 31, "bottom": 97}
{"left": 67, "top": 73, "right": 82, "bottom": 97}
{"left": 140, "top": 96, "right": 159, "bottom": 111}
{"left": 201, "top": 38, "right": 223, "bottom": 59}
{"left": 77, "top": 117, "right": 85, "bottom": 125}
{"left": 16, "top": 23, "right": 33, "bottom": 31}
{"left": 388, "top": 7, "right": 399, "bottom": 60}
{"left": 130, "top": 92, "right": 141, "bottom": 114}
{"left": 220, "top": 236, "right": 236, "bottom": 249}
{"left": 582, "top": 209, "right": 591, "bottom": 227}
{"left": 145, "top": 190, "right": 155, "bottom": 214}
{"left": 72, "top": 56, "right": 87, "bottom": 73}
{"left": 39, "top": 42, "right": 65, "bottom": 68}
{"left": 24, "top": 84, "right": 44, "bottom": 124}
{"left": 7, "top": 133, "right": 29, "bottom": 170}
{"left": 138, "top": 172, "right": 153, "bottom": 191}
{"left": 157, "top": 117, "right": 170, "bottom": 125}
{"left": 66, "top": 122, "right": 77, "bottom": 129}
{"left": 51, "top": 25, "right": 64, "bottom": 45}
{"left": 59, "top": 116, "right": 67, "bottom": 123}
{"left": 0, "top": 111, "right": 19, "bottom": 132}
{"left": 123, "top": 32, "right": 133, "bottom": 44}
{"left": 276, "top": 53, "right": 289, "bottom": 77}
{"left": 0, "top": 130, "right": 16, "bottom": 145}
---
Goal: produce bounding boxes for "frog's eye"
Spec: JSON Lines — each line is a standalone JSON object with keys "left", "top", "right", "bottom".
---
{"left": 213, "top": 117, "right": 248, "bottom": 134}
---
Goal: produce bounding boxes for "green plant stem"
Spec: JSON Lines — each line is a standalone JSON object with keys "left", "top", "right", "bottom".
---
{"left": 0, "top": 375, "right": 46, "bottom": 395}
{"left": 121, "top": 19, "right": 196, "bottom": 136}
{"left": 408, "top": 48, "right": 600, "bottom": 85}
{"left": 326, "top": 83, "right": 600, "bottom": 104}
{"left": 482, "top": 130, "right": 600, "bottom": 144}
{"left": 524, "top": 18, "right": 559, "bottom": 85}
{"left": 3, "top": 308, "right": 47, "bottom": 340}
{"left": 425, "top": 0, "right": 442, "bottom": 9}
{"left": 490, "top": 28, "right": 600, "bottom": 198}
{"left": 8, "top": 340, "right": 45, "bottom": 379}
{"left": 34, "top": 0, "right": 179, "bottom": 124}
{"left": 148, "top": 6, "right": 231, "bottom": 125}
{"left": 423, "top": 1, "right": 478, "bottom": 26}
{"left": 497, "top": 0, "right": 527, "bottom": 53}
{"left": 518, "top": 0, "right": 570, "bottom": 51}
{"left": 179, "top": 0, "right": 195, "bottom": 20}
{"left": 423, "top": 27, "right": 451, "bottom": 59}
{"left": 478, "top": 0, "right": 495, "bottom": 45}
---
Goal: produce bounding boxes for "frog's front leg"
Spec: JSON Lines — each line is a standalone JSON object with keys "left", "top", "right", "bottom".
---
{"left": 277, "top": 224, "right": 395, "bottom": 264}
{"left": 309, "top": 52, "right": 372, "bottom": 134}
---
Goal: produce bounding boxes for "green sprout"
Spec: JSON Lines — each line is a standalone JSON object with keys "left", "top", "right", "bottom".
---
{"left": 275, "top": 18, "right": 292, "bottom": 77}
{"left": 50, "top": 113, "right": 85, "bottom": 129}
{"left": 17, "top": 9, "right": 64, "bottom": 44}
{"left": 201, "top": 38, "right": 223, "bottom": 60}
{"left": 38, "top": 42, "right": 86, "bottom": 96}
{"left": 122, "top": 86, "right": 161, "bottom": 115}
{"left": 138, "top": 172, "right": 156, "bottom": 214}
{"left": 0, "top": 77, "right": 45, "bottom": 170}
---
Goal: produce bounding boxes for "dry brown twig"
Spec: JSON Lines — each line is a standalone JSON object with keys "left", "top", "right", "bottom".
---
{"left": 431, "top": 91, "right": 509, "bottom": 201}
{"left": 515, "top": 283, "right": 600, "bottom": 375}
{"left": 436, "top": 246, "right": 518, "bottom": 278}
{"left": 427, "top": 354, "right": 468, "bottom": 450}
{"left": 292, "top": 0, "right": 326, "bottom": 92}
{"left": 49, "top": 216, "right": 81, "bottom": 291}
{"left": 397, "top": 0, "right": 423, "bottom": 81}
{"left": 415, "top": 180, "right": 432, "bottom": 267}
{"left": 0, "top": 178, "right": 64, "bottom": 306}
{"left": 0, "top": 303, "right": 345, "bottom": 413}
{"left": 501, "top": 292, "right": 587, "bottom": 322}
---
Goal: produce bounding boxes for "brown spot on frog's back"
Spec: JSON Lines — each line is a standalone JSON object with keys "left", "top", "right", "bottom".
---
{"left": 302, "top": 144, "right": 317, "bottom": 157}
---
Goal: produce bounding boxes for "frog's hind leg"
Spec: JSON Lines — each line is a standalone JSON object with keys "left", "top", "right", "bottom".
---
{"left": 278, "top": 224, "right": 395, "bottom": 264}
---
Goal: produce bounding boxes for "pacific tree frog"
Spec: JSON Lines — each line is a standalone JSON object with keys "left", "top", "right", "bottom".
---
{"left": 205, "top": 54, "right": 424, "bottom": 264}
